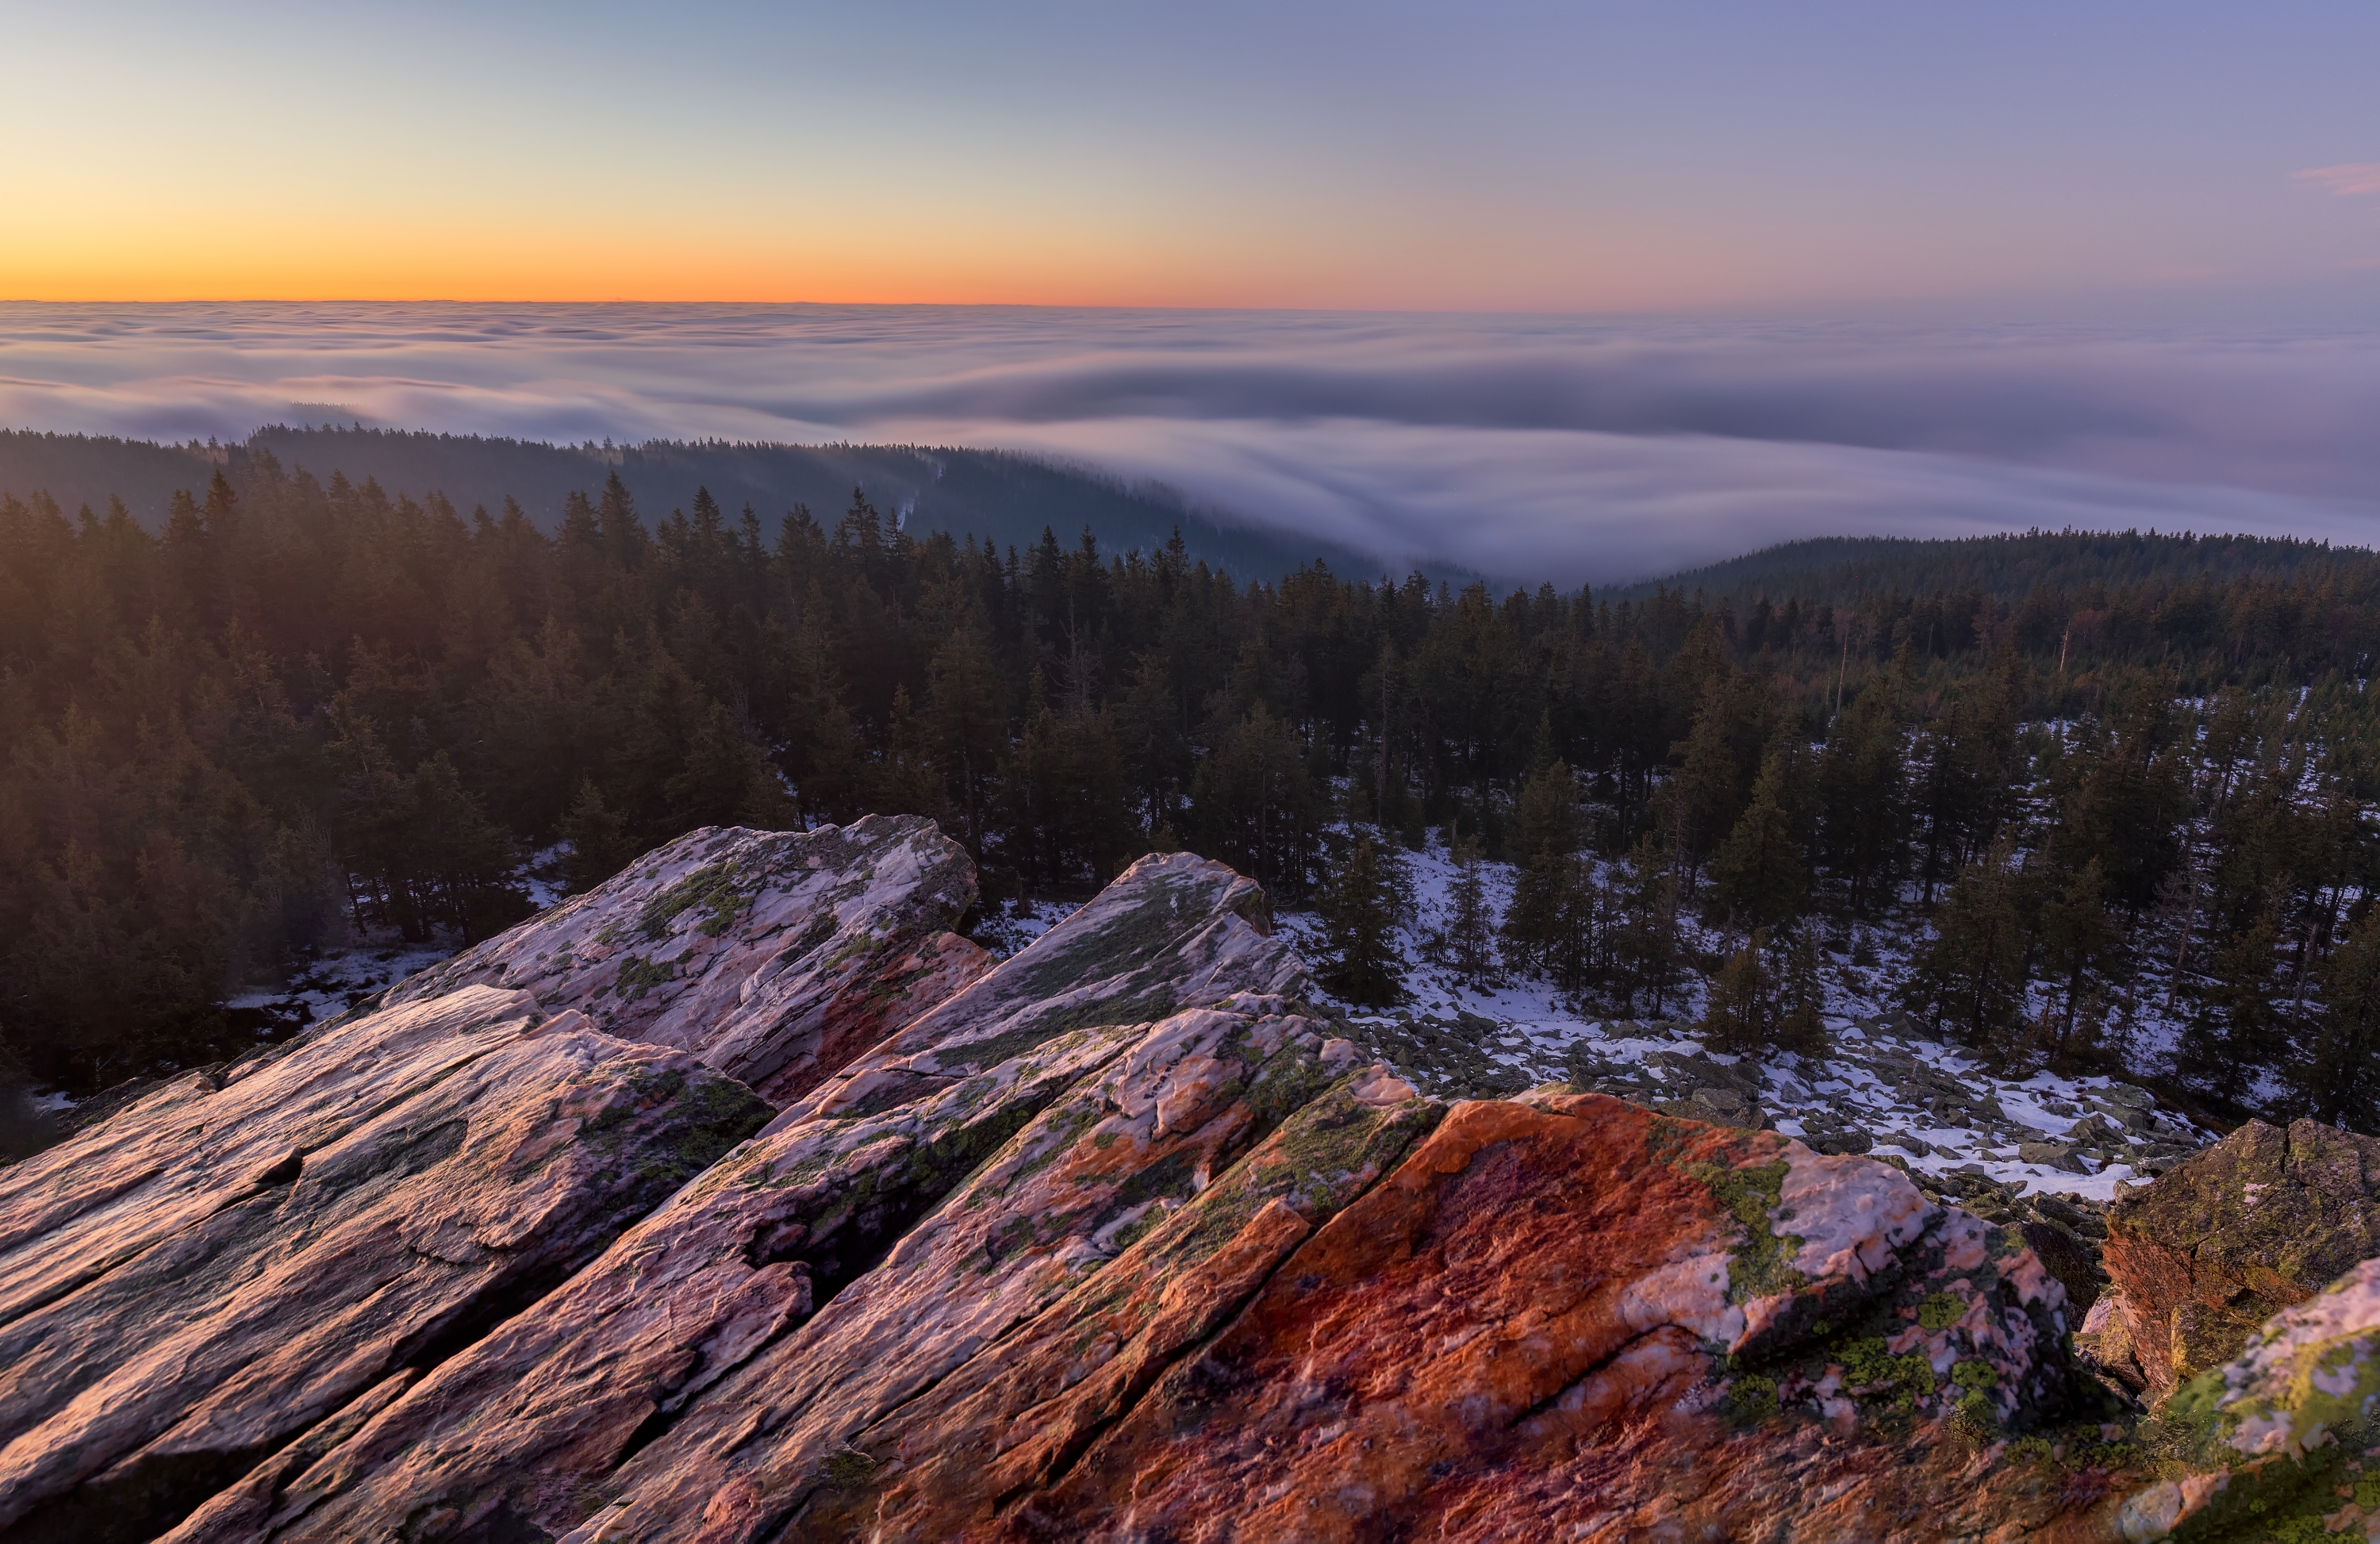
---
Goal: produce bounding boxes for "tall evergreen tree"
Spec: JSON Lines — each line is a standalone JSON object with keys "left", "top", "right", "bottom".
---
{"left": 1319, "top": 833, "right": 1405, "bottom": 1007}
{"left": 1444, "top": 832, "right": 1497, "bottom": 989}
{"left": 1902, "top": 837, "right": 2032, "bottom": 1058}
{"left": 1709, "top": 741, "right": 1809, "bottom": 934}
{"left": 2297, "top": 905, "right": 2380, "bottom": 1131}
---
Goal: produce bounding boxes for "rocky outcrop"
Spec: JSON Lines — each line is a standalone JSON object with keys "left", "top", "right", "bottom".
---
{"left": 165, "top": 850, "right": 1336, "bottom": 1541}
{"left": 386, "top": 817, "right": 985, "bottom": 1105}
{"left": 2102, "top": 1117, "right": 2380, "bottom": 1398}
{"left": 0, "top": 988, "right": 769, "bottom": 1543}
{"left": 5, "top": 822, "right": 2263, "bottom": 1542}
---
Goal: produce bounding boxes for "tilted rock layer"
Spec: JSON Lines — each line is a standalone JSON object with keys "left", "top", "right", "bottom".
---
{"left": 387, "top": 816, "right": 986, "bottom": 1105}
{"left": 9, "top": 819, "right": 2367, "bottom": 1542}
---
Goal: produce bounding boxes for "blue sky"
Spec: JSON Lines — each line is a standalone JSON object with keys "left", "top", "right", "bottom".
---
{"left": 6, "top": 2, "right": 2379, "bottom": 311}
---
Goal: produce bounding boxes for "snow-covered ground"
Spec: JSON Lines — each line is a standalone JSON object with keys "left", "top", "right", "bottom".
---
{"left": 1283, "top": 831, "right": 2217, "bottom": 1204}
{"left": 224, "top": 940, "right": 459, "bottom": 1028}
{"left": 970, "top": 896, "right": 1089, "bottom": 958}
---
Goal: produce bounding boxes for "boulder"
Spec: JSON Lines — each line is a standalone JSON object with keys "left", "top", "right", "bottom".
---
{"left": 2098, "top": 1255, "right": 2380, "bottom": 1539}
{"left": 165, "top": 851, "right": 1342, "bottom": 1542}
{"left": 384, "top": 818, "right": 985, "bottom": 1105}
{"left": 2103, "top": 1116, "right": 2380, "bottom": 1398}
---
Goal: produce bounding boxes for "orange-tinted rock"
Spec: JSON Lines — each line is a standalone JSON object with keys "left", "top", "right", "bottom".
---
{"left": 925, "top": 1093, "right": 2073, "bottom": 1543}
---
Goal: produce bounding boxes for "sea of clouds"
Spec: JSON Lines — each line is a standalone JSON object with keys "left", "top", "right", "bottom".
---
{"left": 2, "top": 302, "right": 2374, "bottom": 584}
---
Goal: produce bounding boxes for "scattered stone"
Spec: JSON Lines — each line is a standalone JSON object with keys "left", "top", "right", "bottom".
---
{"left": 2016, "top": 1141, "right": 2087, "bottom": 1173}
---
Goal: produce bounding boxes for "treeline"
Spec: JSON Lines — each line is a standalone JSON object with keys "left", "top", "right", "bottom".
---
{"left": 2, "top": 451, "right": 2378, "bottom": 1119}
{"left": 1605, "top": 529, "right": 2376, "bottom": 612}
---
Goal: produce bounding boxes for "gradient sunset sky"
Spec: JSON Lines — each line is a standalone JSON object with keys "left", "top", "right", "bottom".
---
{"left": 8, "top": 1, "right": 2379, "bottom": 313}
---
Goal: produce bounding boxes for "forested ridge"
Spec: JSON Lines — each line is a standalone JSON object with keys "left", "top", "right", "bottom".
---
{"left": 5, "top": 446, "right": 2380, "bottom": 1135}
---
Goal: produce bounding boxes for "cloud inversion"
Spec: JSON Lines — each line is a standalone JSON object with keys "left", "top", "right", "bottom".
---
{"left": 2, "top": 302, "right": 2374, "bottom": 584}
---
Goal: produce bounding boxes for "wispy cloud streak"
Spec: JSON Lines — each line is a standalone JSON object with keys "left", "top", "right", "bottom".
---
{"left": 2294, "top": 163, "right": 2380, "bottom": 196}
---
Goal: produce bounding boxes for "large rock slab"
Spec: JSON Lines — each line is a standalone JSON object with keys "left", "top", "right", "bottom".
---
{"left": 2103, "top": 1117, "right": 2380, "bottom": 1399}
{"left": 167, "top": 851, "right": 1336, "bottom": 1542}
{"left": 0, "top": 987, "right": 769, "bottom": 1543}
{"left": 386, "top": 817, "right": 986, "bottom": 1104}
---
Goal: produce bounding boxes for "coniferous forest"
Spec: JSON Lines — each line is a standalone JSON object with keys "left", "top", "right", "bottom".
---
{"left": 6, "top": 449, "right": 2380, "bottom": 1136}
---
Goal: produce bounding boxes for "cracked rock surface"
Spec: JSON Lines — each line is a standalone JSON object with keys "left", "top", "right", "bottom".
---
{"left": 0, "top": 988, "right": 769, "bottom": 1543}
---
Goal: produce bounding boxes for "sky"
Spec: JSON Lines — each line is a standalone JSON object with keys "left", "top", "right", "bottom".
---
{"left": 5, "top": 2, "right": 2380, "bottom": 313}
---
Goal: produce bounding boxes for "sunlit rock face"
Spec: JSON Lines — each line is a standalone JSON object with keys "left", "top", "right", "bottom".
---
{"left": 384, "top": 816, "right": 988, "bottom": 1106}
{"left": 0, "top": 987, "right": 770, "bottom": 1544}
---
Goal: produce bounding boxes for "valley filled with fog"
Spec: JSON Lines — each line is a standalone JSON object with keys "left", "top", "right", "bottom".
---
{"left": 5, "top": 301, "right": 2375, "bottom": 585}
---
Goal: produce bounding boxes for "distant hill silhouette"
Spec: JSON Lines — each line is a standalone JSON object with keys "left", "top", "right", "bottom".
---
{"left": 0, "top": 427, "right": 1420, "bottom": 582}
{"left": 1603, "top": 530, "right": 2380, "bottom": 608}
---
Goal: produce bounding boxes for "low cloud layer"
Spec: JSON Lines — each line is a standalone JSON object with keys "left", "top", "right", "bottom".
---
{"left": 2, "top": 302, "right": 2374, "bottom": 583}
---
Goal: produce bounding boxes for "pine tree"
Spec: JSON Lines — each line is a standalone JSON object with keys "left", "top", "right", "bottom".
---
{"left": 1445, "top": 832, "right": 1496, "bottom": 989}
{"left": 1190, "top": 702, "right": 1319, "bottom": 897}
{"left": 1709, "top": 742, "right": 1809, "bottom": 933}
{"left": 2032, "top": 856, "right": 2117, "bottom": 1065}
{"left": 2178, "top": 900, "right": 2284, "bottom": 1107}
{"left": 1320, "top": 833, "right": 1405, "bottom": 1007}
{"left": 1701, "top": 928, "right": 1779, "bottom": 1054}
{"left": 868, "top": 685, "right": 948, "bottom": 823}
{"left": 1502, "top": 761, "right": 1581, "bottom": 970}
{"left": 926, "top": 624, "right": 1004, "bottom": 853}
{"left": 1776, "top": 924, "right": 1829, "bottom": 1054}
{"left": 1618, "top": 844, "right": 1686, "bottom": 1017}
{"left": 559, "top": 778, "right": 634, "bottom": 893}
{"left": 1902, "top": 837, "right": 2031, "bottom": 1058}
{"left": 2297, "top": 906, "right": 2380, "bottom": 1131}
{"left": 1817, "top": 669, "right": 1905, "bottom": 914}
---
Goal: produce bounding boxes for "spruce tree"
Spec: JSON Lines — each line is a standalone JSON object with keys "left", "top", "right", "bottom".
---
{"left": 2032, "top": 856, "right": 2117, "bottom": 1064}
{"left": 1445, "top": 832, "right": 1497, "bottom": 989}
{"left": 560, "top": 778, "right": 633, "bottom": 893}
{"left": 2178, "top": 901, "right": 2283, "bottom": 1108}
{"left": 1320, "top": 833, "right": 1405, "bottom": 1007}
{"left": 1701, "top": 928, "right": 1778, "bottom": 1054}
{"left": 2297, "top": 906, "right": 2380, "bottom": 1131}
{"left": 1710, "top": 742, "right": 1809, "bottom": 934}
{"left": 1901, "top": 838, "right": 2031, "bottom": 1058}
{"left": 1817, "top": 668, "right": 1906, "bottom": 914}
{"left": 1776, "top": 924, "right": 1829, "bottom": 1054}
{"left": 1618, "top": 844, "right": 1685, "bottom": 1017}
{"left": 1503, "top": 761, "right": 1582, "bottom": 970}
